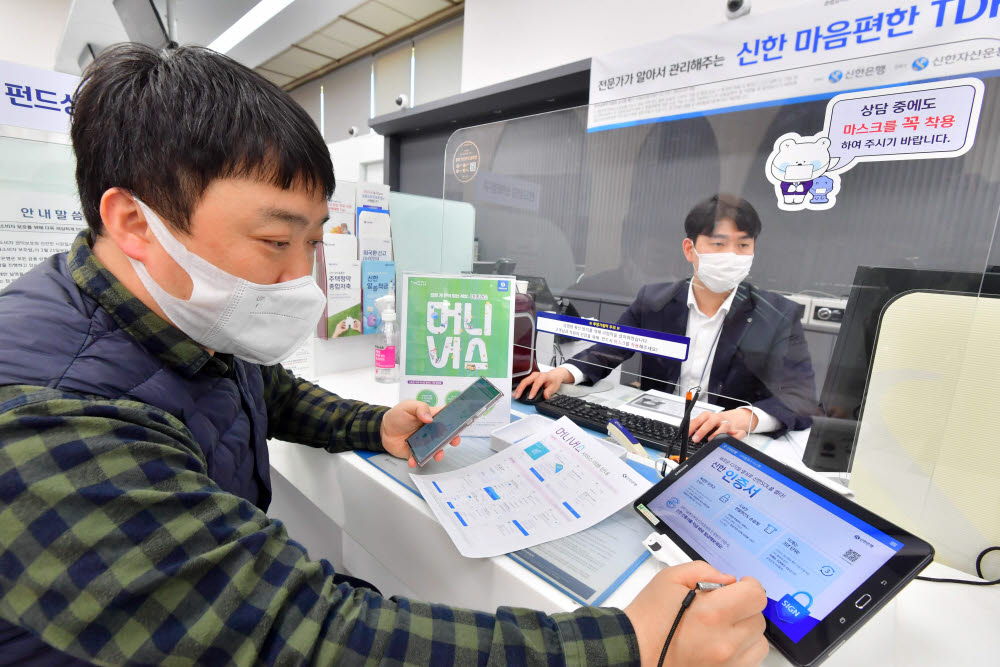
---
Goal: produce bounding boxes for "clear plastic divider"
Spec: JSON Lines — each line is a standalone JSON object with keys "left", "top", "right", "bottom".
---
{"left": 440, "top": 75, "right": 1000, "bottom": 477}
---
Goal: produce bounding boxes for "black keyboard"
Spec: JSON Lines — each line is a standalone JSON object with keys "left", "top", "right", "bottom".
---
{"left": 534, "top": 394, "right": 701, "bottom": 457}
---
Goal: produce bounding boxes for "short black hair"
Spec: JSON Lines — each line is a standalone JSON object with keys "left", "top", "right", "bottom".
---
{"left": 71, "top": 44, "right": 334, "bottom": 235}
{"left": 683, "top": 193, "right": 762, "bottom": 241}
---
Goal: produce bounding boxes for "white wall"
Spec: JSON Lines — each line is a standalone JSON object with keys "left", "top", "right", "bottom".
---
{"left": 327, "top": 133, "right": 385, "bottom": 184}
{"left": 413, "top": 19, "right": 462, "bottom": 107}
{"left": 461, "top": 0, "right": 805, "bottom": 92}
{"left": 290, "top": 57, "right": 372, "bottom": 144}
{"left": 0, "top": 0, "right": 72, "bottom": 70}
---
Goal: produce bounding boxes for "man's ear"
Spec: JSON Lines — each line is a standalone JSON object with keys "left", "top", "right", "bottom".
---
{"left": 682, "top": 237, "right": 696, "bottom": 264}
{"left": 98, "top": 188, "right": 152, "bottom": 261}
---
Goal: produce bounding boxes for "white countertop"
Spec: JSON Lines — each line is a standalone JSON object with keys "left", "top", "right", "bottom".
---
{"left": 268, "top": 368, "right": 999, "bottom": 666}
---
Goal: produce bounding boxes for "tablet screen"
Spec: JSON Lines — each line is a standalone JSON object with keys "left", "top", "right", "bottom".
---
{"left": 638, "top": 443, "right": 904, "bottom": 643}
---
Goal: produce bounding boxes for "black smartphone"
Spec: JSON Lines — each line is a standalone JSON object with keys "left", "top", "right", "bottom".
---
{"left": 407, "top": 377, "right": 503, "bottom": 466}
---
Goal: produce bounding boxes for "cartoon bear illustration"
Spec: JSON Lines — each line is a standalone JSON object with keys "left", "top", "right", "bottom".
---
{"left": 770, "top": 136, "right": 832, "bottom": 205}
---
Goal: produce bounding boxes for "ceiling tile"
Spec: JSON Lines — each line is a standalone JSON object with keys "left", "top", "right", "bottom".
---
{"left": 260, "top": 48, "right": 333, "bottom": 78}
{"left": 346, "top": 1, "right": 412, "bottom": 34}
{"left": 378, "top": 0, "right": 451, "bottom": 21}
{"left": 255, "top": 68, "right": 294, "bottom": 87}
{"left": 297, "top": 32, "right": 355, "bottom": 59}
{"left": 322, "top": 18, "right": 383, "bottom": 47}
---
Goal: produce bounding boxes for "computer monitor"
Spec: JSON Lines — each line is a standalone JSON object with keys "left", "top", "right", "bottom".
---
{"left": 472, "top": 259, "right": 518, "bottom": 275}
{"left": 803, "top": 265, "right": 1000, "bottom": 472}
{"left": 516, "top": 275, "right": 558, "bottom": 313}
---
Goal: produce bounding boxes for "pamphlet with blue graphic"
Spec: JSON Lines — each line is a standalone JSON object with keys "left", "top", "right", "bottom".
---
{"left": 361, "top": 260, "right": 396, "bottom": 334}
{"left": 399, "top": 273, "right": 515, "bottom": 436}
{"left": 356, "top": 429, "right": 659, "bottom": 605}
{"left": 410, "top": 417, "right": 651, "bottom": 558}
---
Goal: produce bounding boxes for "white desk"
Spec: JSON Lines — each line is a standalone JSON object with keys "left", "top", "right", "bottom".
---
{"left": 267, "top": 368, "right": 999, "bottom": 666}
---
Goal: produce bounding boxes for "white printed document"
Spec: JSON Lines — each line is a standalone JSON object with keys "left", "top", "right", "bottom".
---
{"left": 411, "top": 417, "right": 651, "bottom": 558}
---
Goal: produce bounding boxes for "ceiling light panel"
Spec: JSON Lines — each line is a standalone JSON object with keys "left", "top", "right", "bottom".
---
{"left": 378, "top": 0, "right": 451, "bottom": 21}
{"left": 207, "top": 0, "right": 296, "bottom": 54}
{"left": 321, "top": 18, "right": 383, "bottom": 47}
{"left": 297, "top": 32, "right": 355, "bottom": 59}
{"left": 260, "top": 47, "right": 333, "bottom": 77}
{"left": 346, "top": 1, "right": 412, "bottom": 34}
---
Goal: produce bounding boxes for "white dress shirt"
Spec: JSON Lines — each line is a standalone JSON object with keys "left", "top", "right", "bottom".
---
{"left": 560, "top": 282, "right": 781, "bottom": 433}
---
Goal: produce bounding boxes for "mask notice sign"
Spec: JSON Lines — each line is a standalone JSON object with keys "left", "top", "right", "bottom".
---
{"left": 765, "top": 78, "right": 984, "bottom": 212}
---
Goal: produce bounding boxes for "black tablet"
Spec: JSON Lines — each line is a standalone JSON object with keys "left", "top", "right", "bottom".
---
{"left": 633, "top": 436, "right": 933, "bottom": 667}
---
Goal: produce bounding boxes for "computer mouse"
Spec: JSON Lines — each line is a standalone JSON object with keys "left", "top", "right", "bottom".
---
{"left": 514, "top": 390, "right": 546, "bottom": 405}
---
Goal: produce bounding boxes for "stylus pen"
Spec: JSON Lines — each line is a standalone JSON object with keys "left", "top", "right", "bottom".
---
{"left": 677, "top": 387, "right": 700, "bottom": 464}
{"left": 676, "top": 390, "right": 693, "bottom": 457}
{"left": 696, "top": 581, "right": 725, "bottom": 592}
{"left": 690, "top": 386, "right": 702, "bottom": 407}
{"left": 657, "top": 581, "right": 729, "bottom": 667}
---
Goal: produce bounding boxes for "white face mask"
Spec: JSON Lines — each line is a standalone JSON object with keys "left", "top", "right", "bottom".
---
{"left": 128, "top": 198, "right": 326, "bottom": 366}
{"left": 693, "top": 249, "right": 754, "bottom": 294}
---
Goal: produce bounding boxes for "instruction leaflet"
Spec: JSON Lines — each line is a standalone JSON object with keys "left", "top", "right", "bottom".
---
{"left": 411, "top": 417, "right": 651, "bottom": 558}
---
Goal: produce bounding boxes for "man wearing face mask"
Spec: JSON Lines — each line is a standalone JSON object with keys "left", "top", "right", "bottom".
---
{"left": 0, "top": 48, "right": 773, "bottom": 666}
{"left": 515, "top": 194, "right": 818, "bottom": 441}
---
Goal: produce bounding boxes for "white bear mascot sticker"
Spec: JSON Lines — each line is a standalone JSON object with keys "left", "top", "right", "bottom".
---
{"left": 766, "top": 133, "right": 841, "bottom": 211}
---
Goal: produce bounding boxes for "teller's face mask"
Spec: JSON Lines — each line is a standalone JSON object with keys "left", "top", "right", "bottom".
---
{"left": 693, "top": 248, "right": 754, "bottom": 294}
{"left": 127, "top": 197, "right": 326, "bottom": 365}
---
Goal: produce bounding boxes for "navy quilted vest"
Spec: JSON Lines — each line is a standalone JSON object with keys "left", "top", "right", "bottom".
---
{"left": 0, "top": 253, "right": 273, "bottom": 507}
{"left": 0, "top": 253, "right": 274, "bottom": 666}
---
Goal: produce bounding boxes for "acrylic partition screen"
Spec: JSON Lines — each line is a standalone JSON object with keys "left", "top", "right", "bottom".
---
{"left": 439, "top": 74, "right": 1000, "bottom": 480}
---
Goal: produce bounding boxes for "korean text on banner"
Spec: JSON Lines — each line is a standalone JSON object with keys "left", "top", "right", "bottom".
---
{"left": 1, "top": 61, "right": 79, "bottom": 134}
{"left": 588, "top": 0, "right": 1000, "bottom": 132}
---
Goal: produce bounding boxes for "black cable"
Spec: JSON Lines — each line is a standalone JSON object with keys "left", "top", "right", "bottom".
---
{"left": 656, "top": 589, "right": 697, "bottom": 667}
{"left": 916, "top": 546, "right": 1000, "bottom": 586}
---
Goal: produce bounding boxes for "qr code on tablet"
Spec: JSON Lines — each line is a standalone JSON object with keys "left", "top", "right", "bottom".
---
{"left": 843, "top": 548, "right": 861, "bottom": 563}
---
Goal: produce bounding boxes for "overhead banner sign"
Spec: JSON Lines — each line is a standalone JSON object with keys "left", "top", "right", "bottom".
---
{"left": 588, "top": 0, "right": 1000, "bottom": 132}
{"left": 1, "top": 60, "right": 79, "bottom": 135}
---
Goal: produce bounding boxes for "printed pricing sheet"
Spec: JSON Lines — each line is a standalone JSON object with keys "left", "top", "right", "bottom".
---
{"left": 411, "top": 417, "right": 651, "bottom": 558}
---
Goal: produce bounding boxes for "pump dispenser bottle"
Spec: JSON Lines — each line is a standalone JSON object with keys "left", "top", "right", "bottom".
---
{"left": 374, "top": 294, "right": 399, "bottom": 383}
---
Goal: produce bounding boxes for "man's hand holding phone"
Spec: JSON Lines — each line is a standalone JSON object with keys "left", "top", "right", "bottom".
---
{"left": 398, "top": 378, "right": 503, "bottom": 467}
{"left": 381, "top": 401, "right": 461, "bottom": 467}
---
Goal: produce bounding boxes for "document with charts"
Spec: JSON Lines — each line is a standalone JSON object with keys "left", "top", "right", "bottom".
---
{"left": 411, "top": 417, "right": 651, "bottom": 558}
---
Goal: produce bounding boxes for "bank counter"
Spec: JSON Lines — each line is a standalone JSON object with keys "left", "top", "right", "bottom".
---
{"left": 267, "top": 369, "right": 998, "bottom": 667}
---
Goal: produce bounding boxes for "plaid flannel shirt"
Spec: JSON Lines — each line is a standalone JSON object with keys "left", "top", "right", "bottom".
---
{"left": 0, "top": 232, "right": 640, "bottom": 665}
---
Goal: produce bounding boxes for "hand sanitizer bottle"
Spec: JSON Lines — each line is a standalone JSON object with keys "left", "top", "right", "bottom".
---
{"left": 374, "top": 294, "right": 399, "bottom": 383}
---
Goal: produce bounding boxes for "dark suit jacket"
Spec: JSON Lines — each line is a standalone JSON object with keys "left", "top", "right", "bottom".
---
{"left": 565, "top": 280, "right": 819, "bottom": 433}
